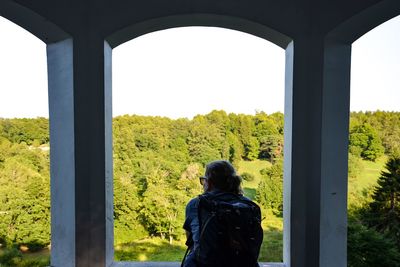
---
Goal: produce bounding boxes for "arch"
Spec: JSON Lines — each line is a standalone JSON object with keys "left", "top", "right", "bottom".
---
{"left": 327, "top": 0, "right": 400, "bottom": 43}
{"left": 0, "top": 0, "right": 69, "bottom": 43}
{"left": 106, "top": 13, "right": 292, "bottom": 49}
{"left": 106, "top": 12, "right": 292, "bottom": 266}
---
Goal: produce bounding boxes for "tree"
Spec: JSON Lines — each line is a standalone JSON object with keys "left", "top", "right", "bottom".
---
{"left": 187, "top": 116, "right": 224, "bottom": 165}
{"left": 176, "top": 163, "right": 203, "bottom": 197}
{"left": 114, "top": 170, "right": 147, "bottom": 243}
{"left": 364, "top": 157, "right": 400, "bottom": 249}
{"left": 348, "top": 219, "right": 400, "bottom": 267}
{"left": 255, "top": 159, "right": 283, "bottom": 216}
{"left": 259, "top": 135, "right": 283, "bottom": 162}
{"left": 226, "top": 132, "right": 243, "bottom": 169}
{"left": 349, "top": 123, "right": 384, "bottom": 161}
{"left": 244, "top": 137, "right": 259, "bottom": 161}
{"left": 139, "top": 169, "right": 186, "bottom": 244}
{"left": 0, "top": 147, "right": 50, "bottom": 250}
{"left": 230, "top": 114, "right": 257, "bottom": 160}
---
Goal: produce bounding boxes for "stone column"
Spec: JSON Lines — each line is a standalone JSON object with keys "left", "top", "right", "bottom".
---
{"left": 48, "top": 36, "right": 113, "bottom": 267}
{"left": 283, "top": 36, "right": 351, "bottom": 267}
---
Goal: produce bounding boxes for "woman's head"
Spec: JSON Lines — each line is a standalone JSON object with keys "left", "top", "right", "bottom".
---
{"left": 202, "top": 160, "right": 243, "bottom": 195}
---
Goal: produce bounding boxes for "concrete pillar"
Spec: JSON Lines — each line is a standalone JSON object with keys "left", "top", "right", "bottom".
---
{"left": 283, "top": 36, "right": 351, "bottom": 267}
{"left": 72, "top": 37, "right": 113, "bottom": 267}
{"left": 105, "top": 41, "right": 114, "bottom": 267}
{"left": 48, "top": 38, "right": 75, "bottom": 267}
{"left": 48, "top": 37, "right": 113, "bottom": 267}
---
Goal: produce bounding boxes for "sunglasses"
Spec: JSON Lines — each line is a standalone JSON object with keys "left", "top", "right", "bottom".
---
{"left": 199, "top": 176, "right": 208, "bottom": 185}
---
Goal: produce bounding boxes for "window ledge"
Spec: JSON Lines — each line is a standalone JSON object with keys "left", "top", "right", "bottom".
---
{"left": 112, "top": 262, "right": 285, "bottom": 267}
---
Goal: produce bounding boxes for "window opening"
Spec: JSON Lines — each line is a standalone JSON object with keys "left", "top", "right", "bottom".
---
{"left": 0, "top": 16, "right": 50, "bottom": 266}
{"left": 347, "top": 15, "right": 400, "bottom": 266}
{"left": 112, "top": 26, "right": 285, "bottom": 263}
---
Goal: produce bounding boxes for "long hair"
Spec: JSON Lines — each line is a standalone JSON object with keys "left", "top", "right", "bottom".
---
{"left": 205, "top": 160, "right": 243, "bottom": 195}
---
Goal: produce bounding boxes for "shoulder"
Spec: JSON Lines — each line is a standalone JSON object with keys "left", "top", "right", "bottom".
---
{"left": 186, "top": 197, "right": 200, "bottom": 210}
{"left": 239, "top": 195, "right": 252, "bottom": 201}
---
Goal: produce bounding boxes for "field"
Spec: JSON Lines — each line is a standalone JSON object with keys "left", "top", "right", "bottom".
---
{"left": 349, "top": 155, "right": 387, "bottom": 192}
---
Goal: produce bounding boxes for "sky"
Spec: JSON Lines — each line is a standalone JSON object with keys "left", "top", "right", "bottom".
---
{"left": 0, "top": 15, "right": 399, "bottom": 119}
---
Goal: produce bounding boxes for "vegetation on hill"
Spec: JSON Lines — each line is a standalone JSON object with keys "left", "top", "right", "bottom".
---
{"left": 0, "top": 110, "right": 399, "bottom": 266}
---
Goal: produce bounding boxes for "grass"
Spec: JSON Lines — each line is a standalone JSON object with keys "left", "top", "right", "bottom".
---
{"left": 259, "top": 210, "right": 283, "bottom": 262}
{"left": 238, "top": 159, "right": 272, "bottom": 200}
{"left": 0, "top": 248, "right": 50, "bottom": 267}
{"left": 240, "top": 160, "right": 283, "bottom": 262}
{"left": 115, "top": 237, "right": 187, "bottom": 262}
{"left": 354, "top": 155, "right": 387, "bottom": 189}
{"left": 348, "top": 155, "right": 387, "bottom": 200}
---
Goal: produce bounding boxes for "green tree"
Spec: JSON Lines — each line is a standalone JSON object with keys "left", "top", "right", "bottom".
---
{"left": 226, "top": 132, "right": 243, "bottom": 168}
{"left": 348, "top": 219, "right": 400, "bottom": 267}
{"left": 364, "top": 157, "right": 400, "bottom": 249}
{"left": 256, "top": 159, "right": 283, "bottom": 216}
{"left": 176, "top": 163, "right": 203, "bottom": 197}
{"left": 244, "top": 136, "right": 259, "bottom": 161}
{"left": 259, "top": 135, "right": 283, "bottom": 162}
{"left": 0, "top": 147, "right": 50, "bottom": 250}
{"left": 114, "top": 170, "right": 147, "bottom": 243}
{"left": 349, "top": 123, "right": 384, "bottom": 161}
{"left": 229, "top": 114, "right": 257, "bottom": 160}
{"left": 139, "top": 169, "right": 186, "bottom": 244}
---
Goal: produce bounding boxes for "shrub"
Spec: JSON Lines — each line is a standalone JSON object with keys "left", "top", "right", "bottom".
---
{"left": 0, "top": 248, "right": 22, "bottom": 266}
{"left": 241, "top": 172, "right": 255, "bottom": 182}
{"left": 348, "top": 220, "right": 400, "bottom": 267}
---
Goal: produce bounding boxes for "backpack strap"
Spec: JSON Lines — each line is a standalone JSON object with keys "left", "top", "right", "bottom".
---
{"left": 180, "top": 246, "right": 190, "bottom": 267}
{"left": 197, "top": 194, "right": 219, "bottom": 241}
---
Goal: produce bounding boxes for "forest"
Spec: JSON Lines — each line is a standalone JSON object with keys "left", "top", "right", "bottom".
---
{"left": 0, "top": 110, "right": 399, "bottom": 266}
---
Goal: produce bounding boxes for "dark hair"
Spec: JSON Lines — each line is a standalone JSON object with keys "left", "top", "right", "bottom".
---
{"left": 205, "top": 160, "right": 243, "bottom": 195}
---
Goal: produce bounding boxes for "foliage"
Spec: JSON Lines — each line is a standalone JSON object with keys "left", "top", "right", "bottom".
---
{"left": 349, "top": 123, "right": 385, "bottom": 161}
{"left": 0, "top": 248, "right": 50, "bottom": 267}
{"left": 0, "top": 248, "right": 22, "bottom": 266}
{"left": 0, "top": 118, "right": 49, "bottom": 146}
{"left": 259, "top": 135, "right": 283, "bottom": 162}
{"left": 256, "top": 159, "right": 283, "bottom": 216}
{"left": 1, "top": 111, "right": 400, "bottom": 263}
{"left": 348, "top": 219, "right": 400, "bottom": 267}
{"left": 139, "top": 169, "right": 187, "bottom": 244}
{"left": 348, "top": 153, "right": 364, "bottom": 180}
{"left": 0, "top": 141, "right": 50, "bottom": 250}
{"left": 362, "top": 157, "right": 400, "bottom": 249}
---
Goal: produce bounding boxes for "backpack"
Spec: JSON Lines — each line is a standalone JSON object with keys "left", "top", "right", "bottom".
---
{"left": 194, "top": 192, "right": 263, "bottom": 267}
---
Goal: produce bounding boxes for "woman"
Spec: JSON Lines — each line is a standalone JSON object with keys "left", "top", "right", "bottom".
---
{"left": 182, "top": 160, "right": 262, "bottom": 267}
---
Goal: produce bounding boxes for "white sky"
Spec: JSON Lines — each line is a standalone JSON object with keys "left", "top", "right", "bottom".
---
{"left": 0, "top": 15, "right": 399, "bottom": 119}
